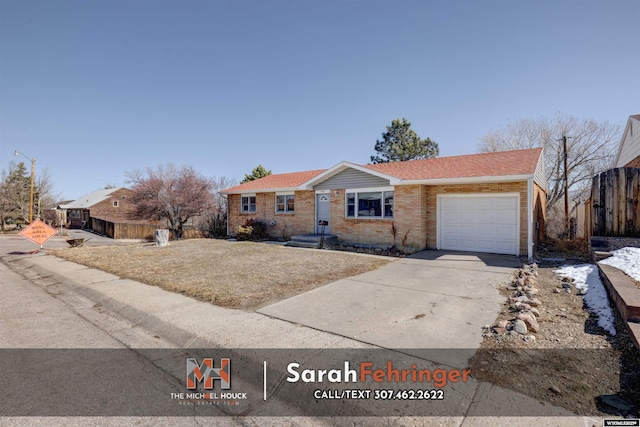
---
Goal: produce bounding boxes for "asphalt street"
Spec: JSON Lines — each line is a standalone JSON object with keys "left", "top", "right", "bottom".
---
{"left": 0, "top": 232, "right": 603, "bottom": 426}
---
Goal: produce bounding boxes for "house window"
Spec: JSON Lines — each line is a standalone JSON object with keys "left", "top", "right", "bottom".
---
{"left": 276, "top": 194, "right": 294, "bottom": 213}
{"left": 121, "top": 195, "right": 126, "bottom": 200}
{"left": 241, "top": 195, "right": 256, "bottom": 213}
{"left": 113, "top": 201, "right": 119, "bottom": 207}
{"left": 346, "top": 189, "right": 394, "bottom": 219}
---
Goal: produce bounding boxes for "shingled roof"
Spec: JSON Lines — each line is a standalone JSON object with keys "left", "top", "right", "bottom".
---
{"left": 364, "top": 148, "right": 543, "bottom": 180}
{"left": 223, "top": 148, "right": 543, "bottom": 193}
{"left": 223, "top": 169, "right": 326, "bottom": 193}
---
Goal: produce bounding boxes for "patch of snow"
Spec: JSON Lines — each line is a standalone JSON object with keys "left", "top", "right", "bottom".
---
{"left": 554, "top": 264, "right": 617, "bottom": 336}
{"left": 600, "top": 247, "right": 640, "bottom": 282}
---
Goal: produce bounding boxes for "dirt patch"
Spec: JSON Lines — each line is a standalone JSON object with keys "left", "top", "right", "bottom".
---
{"left": 49, "top": 239, "right": 390, "bottom": 310}
{"left": 469, "top": 265, "right": 640, "bottom": 417}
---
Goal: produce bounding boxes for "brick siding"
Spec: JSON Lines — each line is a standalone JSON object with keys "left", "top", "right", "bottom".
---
{"left": 227, "top": 181, "right": 536, "bottom": 255}
{"left": 227, "top": 191, "right": 315, "bottom": 239}
{"left": 625, "top": 155, "right": 640, "bottom": 168}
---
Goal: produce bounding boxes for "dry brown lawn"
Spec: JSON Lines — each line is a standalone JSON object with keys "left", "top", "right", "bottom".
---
{"left": 50, "top": 239, "right": 390, "bottom": 309}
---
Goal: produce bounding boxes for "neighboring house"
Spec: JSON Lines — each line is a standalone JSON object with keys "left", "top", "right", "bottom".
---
{"left": 52, "top": 199, "right": 73, "bottom": 227}
{"left": 223, "top": 148, "right": 547, "bottom": 258}
{"left": 59, "top": 187, "right": 136, "bottom": 229}
{"left": 614, "top": 114, "right": 640, "bottom": 168}
{"left": 58, "top": 187, "right": 161, "bottom": 239}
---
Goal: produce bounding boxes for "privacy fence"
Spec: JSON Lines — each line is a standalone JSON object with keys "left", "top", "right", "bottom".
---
{"left": 91, "top": 217, "right": 203, "bottom": 240}
{"left": 589, "top": 167, "right": 640, "bottom": 237}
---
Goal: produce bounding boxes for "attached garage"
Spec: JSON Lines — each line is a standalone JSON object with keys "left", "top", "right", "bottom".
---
{"left": 437, "top": 194, "right": 519, "bottom": 255}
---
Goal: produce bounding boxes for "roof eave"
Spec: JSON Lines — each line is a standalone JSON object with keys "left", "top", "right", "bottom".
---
{"left": 398, "top": 174, "right": 534, "bottom": 186}
{"left": 222, "top": 186, "right": 303, "bottom": 195}
{"left": 614, "top": 115, "right": 638, "bottom": 167}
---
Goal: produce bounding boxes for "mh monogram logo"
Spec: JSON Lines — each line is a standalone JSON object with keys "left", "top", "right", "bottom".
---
{"left": 186, "top": 357, "right": 231, "bottom": 390}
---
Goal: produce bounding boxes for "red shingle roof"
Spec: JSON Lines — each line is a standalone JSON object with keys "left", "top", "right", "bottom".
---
{"left": 223, "top": 148, "right": 543, "bottom": 193}
{"left": 223, "top": 169, "right": 326, "bottom": 193}
{"left": 364, "top": 148, "right": 543, "bottom": 180}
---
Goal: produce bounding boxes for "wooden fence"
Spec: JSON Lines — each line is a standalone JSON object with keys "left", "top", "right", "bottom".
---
{"left": 91, "top": 217, "right": 203, "bottom": 240}
{"left": 590, "top": 167, "right": 640, "bottom": 237}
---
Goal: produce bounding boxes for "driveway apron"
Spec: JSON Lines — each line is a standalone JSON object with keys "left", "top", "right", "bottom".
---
{"left": 258, "top": 250, "right": 520, "bottom": 364}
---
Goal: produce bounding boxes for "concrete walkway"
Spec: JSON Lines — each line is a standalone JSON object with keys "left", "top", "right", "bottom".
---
{"left": 0, "top": 235, "right": 604, "bottom": 425}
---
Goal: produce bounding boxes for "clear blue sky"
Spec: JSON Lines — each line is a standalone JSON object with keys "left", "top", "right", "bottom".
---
{"left": 1, "top": 0, "right": 639, "bottom": 200}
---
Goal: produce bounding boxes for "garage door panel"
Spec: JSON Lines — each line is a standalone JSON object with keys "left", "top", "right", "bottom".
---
{"left": 476, "top": 199, "right": 496, "bottom": 209}
{"left": 458, "top": 225, "right": 478, "bottom": 236}
{"left": 477, "top": 240, "right": 496, "bottom": 251}
{"left": 495, "top": 225, "right": 517, "bottom": 237}
{"left": 495, "top": 240, "right": 516, "bottom": 252}
{"left": 439, "top": 195, "right": 519, "bottom": 255}
{"left": 442, "top": 224, "right": 459, "bottom": 234}
{"left": 495, "top": 211, "right": 517, "bottom": 224}
{"left": 441, "top": 198, "right": 460, "bottom": 209}
{"left": 493, "top": 198, "right": 517, "bottom": 209}
{"left": 458, "top": 239, "right": 478, "bottom": 250}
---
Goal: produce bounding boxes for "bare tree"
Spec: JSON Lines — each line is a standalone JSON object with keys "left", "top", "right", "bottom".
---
{"left": 479, "top": 113, "right": 621, "bottom": 237}
{"left": 126, "top": 164, "right": 215, "bottom": 239}
{"left": 201, "top": 176, "right": 236, "bottom": 238}
{"left": 35, "top": 168, "right": 61, "bottom": 224}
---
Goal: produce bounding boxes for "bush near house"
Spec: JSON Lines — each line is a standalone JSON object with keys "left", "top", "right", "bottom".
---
{"left": 236, "top": 218, "right": 268, "bottom": 241}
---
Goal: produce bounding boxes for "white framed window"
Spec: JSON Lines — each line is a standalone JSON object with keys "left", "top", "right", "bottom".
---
{"left": 241, "top": 195, "right": 256, "bottom": 213}
{"left": 113, "top": 201, "right": 119, "bottom": 207}
{"left": 275, "top": 193, "right": 294, "bottom": 213}
{"left": 346, "top": 188, "right": 394, "bottom": 219}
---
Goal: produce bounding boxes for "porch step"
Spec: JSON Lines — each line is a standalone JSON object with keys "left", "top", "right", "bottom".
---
{"left": 286, "top": 234, "right": 337, "bottom": 249}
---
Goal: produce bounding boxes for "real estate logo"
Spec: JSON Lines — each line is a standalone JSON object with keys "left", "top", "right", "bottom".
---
{"left": 186, "top": 357, "right": 230, "bottom": 390}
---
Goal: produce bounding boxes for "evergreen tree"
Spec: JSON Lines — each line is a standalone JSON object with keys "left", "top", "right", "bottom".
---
{"left": 241, "top": 165, "right": 272, "bottom": 183}
{"left": 371, "top": 118, "right": 439, "bottom": 164}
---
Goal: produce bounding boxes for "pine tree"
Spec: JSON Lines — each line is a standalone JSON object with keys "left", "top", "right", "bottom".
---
{"left": 371, "top": 118, "right": 439, "bottom": 164}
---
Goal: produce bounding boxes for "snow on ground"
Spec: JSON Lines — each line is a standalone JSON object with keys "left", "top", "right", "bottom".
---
{"left": 600, "top": 247, "right": 640, "bottom": 282}
{"left": 554, "top": 264, "right": 617, "bottom": 336}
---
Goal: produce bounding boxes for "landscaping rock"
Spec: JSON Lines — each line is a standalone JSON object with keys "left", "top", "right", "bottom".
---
{"left": 517, "top": 312, "right": 539, "bottom": 333}
{"left": 496, "top": 319, "right": 510, "bottom": 329}
{"left": 514, "top": 319, "right": 528, "bottom": 334}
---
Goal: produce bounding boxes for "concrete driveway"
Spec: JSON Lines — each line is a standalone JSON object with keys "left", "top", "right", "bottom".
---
{"left": 258, "top": 250, "right": 520, "bottom": 363}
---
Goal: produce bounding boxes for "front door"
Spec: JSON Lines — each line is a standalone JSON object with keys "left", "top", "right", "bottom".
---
{"left": 316, "top": 193, "right": 330, "bottom": 234}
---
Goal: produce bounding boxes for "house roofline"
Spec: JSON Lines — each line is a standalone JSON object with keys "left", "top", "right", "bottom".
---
{"left": 299, "top": 161, "right": 401, "bottom": 189}
{"left": 222, "top": 187, "right": 301, "bottom": 195}
{"left": 224, "top": 173, "right": 536, "bottom": 193}
{"left": 614, "top": 115, "right": 639, "bottom": 167}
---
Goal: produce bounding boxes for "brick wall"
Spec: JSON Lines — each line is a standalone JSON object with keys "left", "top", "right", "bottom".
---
{"left": 625, "top": 155, "right": 640, "bottom": 168}
{"left": 227, "top": 191, "right": 315, "bottom": 239}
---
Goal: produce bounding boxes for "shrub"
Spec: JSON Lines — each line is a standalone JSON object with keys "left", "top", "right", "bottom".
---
{"left": 236, "top": 218, "right": 267, "bottom": 241}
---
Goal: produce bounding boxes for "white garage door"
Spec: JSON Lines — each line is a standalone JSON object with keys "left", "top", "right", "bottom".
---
{"left": 438, "top": 195, "right": 519, "bottom": 255}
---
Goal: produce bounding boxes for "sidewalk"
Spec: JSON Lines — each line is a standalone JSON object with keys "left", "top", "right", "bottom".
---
{"left": 0, "top": 238, "right": 604, "bottom": 425}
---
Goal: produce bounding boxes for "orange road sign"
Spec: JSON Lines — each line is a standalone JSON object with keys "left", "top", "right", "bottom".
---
{"left": 18, "top": 219, "right": 58, "bottom": 246}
